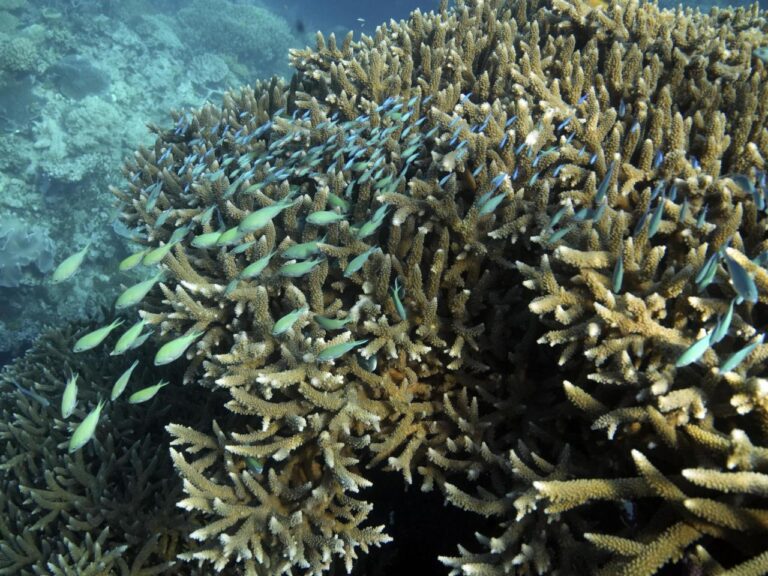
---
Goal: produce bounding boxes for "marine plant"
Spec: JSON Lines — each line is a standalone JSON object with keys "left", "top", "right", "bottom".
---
{"left": 4, "top": 0, "right": 768, "bottom": 574}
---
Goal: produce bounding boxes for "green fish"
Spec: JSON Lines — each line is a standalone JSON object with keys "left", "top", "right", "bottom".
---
{"left": 128, "top": 380, "right": 169, "bottom": 404}
{"left": 244, "top": 456, "right": 263, "bottom": 474}
{"left": 675, "top": 332, "right": 711, "bottom": 368}
{"left": 724, "top": 254, "right": 758, "bottom": 304}
{"left": 52, "top": 242, "right": 90, "bottom": 284}
{"left": 272, "top": 306, "right": 309, "bottom": 336}
{"left": 73, "top": 319, "right": 124, "bottom": 353}
{"left": 238, "top": 199, "right": 295, "bottom": 233}
{"left": 281, "top": 238, "right": 325, "bottom": 260}
{"left": 142, "top": 241, "right": 178, "bottom": 267}
{"left": 115, "top": 272, "right": 164, "bottom": 309}
{"left": 317, "top": 338, "right": 368, "bottom": 362}
{"left": 154, "top": 330, "right": 205, "bottom": 366}
{"left": 118, "top": 249, "right": 148, "bottom": 272}
{"left": 192, "top": 230, "right": 223, "bottom": 249}
{"left": 231, "top": 240, "right": 256, "bottom": 255}
{"left": 327, "top": 192, "right": 350, "bottom": 212}
{"left": 344, "top": 246, "right": 378, "bottom": 277}
{"left": 390, "top": 278, "right": 407, "bottom": 320}
{"left": 719, "top": 334, "right": 764, "bottom": 374}
{"left": 240, "top": 251, "right": 276, "bottom": 279}
{"left": 111, "top": 359, "right": 139, "bottom": 401}
{"left": 61, "top": 373, "right": 78, "bottom": 418}
{"left": 710, "top": 299, "right": 735, "bottom": 345}
{"left": 314, "top": 315, "right": 354, "bottom": 330}
{"left": 216, "top": 226, "right": 244, "bottom": 247}
{"left": 194, "top": 205, "right": 217, "bottom": 225}
{"left": 68, "top": 400, "right": 105, "bottom": 453}
{"left": 278, "top": 258, "right": 323, "bottom": 278}
{"left": 306, "top": 210, "right": 346, "bottom": 226}
{"left": 111, "top": 318, "right": 147, "bottom": 356}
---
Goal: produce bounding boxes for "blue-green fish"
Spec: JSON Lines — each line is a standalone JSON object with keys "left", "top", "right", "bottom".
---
{"left": 306, "top": 210, "right": 346, "bottom": 226}
{"left": 317, "top": 338, "right": 368, "bottom": 362}
{"left": 128, "top": 380, "right": 168, "bottom": 404}
{"left": 675, "top": 332, "right": 711, "bottom": 368}
{"left": 595, "top": 160, "right": 615, "bottom": 204}
{"left": 115, "top": 272, "right": 164, "bottom": 309}
{"left": 118, "top": 249, "right": 148, "bottom": 272}
{"left": 154, "top": 330, "right": 205, "bottom": 366}
{"left": 282, "top": 238, "right": 325, "bottom": 260}
{"left": 68, "top": 400, "right": 105, "bottom": 453}
{"left": 327, "top": 192, "right": 350, "bottom": 212}
{"left": 11, "top": 382, "right": 49, "bottom": 408}
{"left": 278, "top": 258, "right": 323, "bottom": 278}
{"left": 111, "top": 359, "right": 139, "bottom": 401}
{"left": 111, "top": 318, "right": 147, "bottom": 356}
{"left": 216, "top": 226, "right": 244, "bottom": 247}
{"left": 314, "top": 315, "right": 355, "bottom": 330}
{"left": 648, "top": 198, "right": 665, "bottom": 238}
{"left": 61, "top": 373, "right": 78, "bottom": 418}
{"left": 719, "top": 334, "right": 764, "bottom": 373}
{"left": 245, "top": 456, "right": 263, "bottom": 474}
{"left": 478, "top": 193, "right": 506, "bottom": 216}
{"left": 611, "top": 254, "right": 624, "bottom": 293}
{"left": 390, "top": 278, "right": 407, "bottom": 320}
{"left": 238, "top": 199, "right": 295, "bottom": 233}
{"left": 710, "top": 299, "right": 735, "bottom": 345}
{"left": 52, "top": 242, "right": 91, "bottom": 284}
{"left": 724, "top": 254, "right": 758, "bottom": 303}
{"left": 695, "top": 252, "right": 720, "bottom": 287}
{"left": 73, "top": 319, "right": 124, "bottom": 353}
{"left": 192, "top": 230, "right": 223, "bottom": 249}
{"left": 547, "top": 225, "right": 573, "bottom": 244}
{"left": 272, "top": 306, "right": 309, "bottom": 336}
{"left": 142, "top": 241, "right": 178, "bottom": 266}
{"left": 240, "top": 251, "right": 276, "bottom": 279}
{"left": 344, "top": 246, "right": 378, "bottom": 277}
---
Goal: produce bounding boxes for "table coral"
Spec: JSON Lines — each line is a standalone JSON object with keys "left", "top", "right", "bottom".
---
{"left": 27, "top": 0, "right": 768, "bottom": 574}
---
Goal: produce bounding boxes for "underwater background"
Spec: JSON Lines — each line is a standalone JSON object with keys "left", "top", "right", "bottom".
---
{"left": 0, "top": 0, "right": 764, "bottom": 361}
{"left": 2, "top": 0, "right": 768, "bottom": 575}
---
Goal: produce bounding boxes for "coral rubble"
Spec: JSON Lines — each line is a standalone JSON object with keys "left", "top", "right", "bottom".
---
{"left": 5, "top": 0, "right": 768, "bottom": 574}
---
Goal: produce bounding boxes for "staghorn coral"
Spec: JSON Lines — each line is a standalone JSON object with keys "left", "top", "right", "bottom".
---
{"left": 92, "top": 0, "right": 768, "bottom": 574}
{"left": 0, "top": 321, "right": 209, "bottom": 575}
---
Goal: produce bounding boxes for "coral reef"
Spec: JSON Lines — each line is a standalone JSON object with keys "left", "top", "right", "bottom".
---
{"left": 0, "top": 321, "right": 212, "bottom": 575}
{"left": 0, "top": 216, "right": 54, "bottom": 287}
{"left": 7, "top": 0, "right": 768, "bottom": 574}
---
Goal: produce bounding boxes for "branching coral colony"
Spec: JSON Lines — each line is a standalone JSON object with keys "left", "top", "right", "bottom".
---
{"left": 3, "top": 0, "right": 768, "bottom": 574}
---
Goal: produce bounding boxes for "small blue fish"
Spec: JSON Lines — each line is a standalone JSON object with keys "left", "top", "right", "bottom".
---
{"left": 595, "top": 161, "right": 615, "bottom": 204}
{"left": 719, "top": 334, "right": 764, "bottom": 373}
{"left": 648, "top": 198, "right": 665, "bottom": 238}
{"left": 653, "top": 150, "right": 664, "bottom": 170}
{"left": 344, "top": 246, "right": 378, "bottom": 277}
{"left": 549, "top": 205, "right": 568, "bottom": 230}
{"left": 612, "top": 254, "right": 624, "bottom": 293}
{"left": 316, "top": 338, "right": 369, "bottom": 362}
{"left": 710, "top": 299, "right": 735, "bottom": 345}
{"left": 676, "top": 332, "right": 712, "bottom": 368}
{"left": 547, "top": 225, "right": 573, "bottom": 244}
{"left": 390, "top": 278, "right": 407, "bottom": 320}
{"left": 695, "top": 252, "right": 720, "bottom": 286}
{"left": 724, "top": 254, "right": 758, "bottom": 303}
{"left": 696, "top": 204, "right": 708, "bottom": 229}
